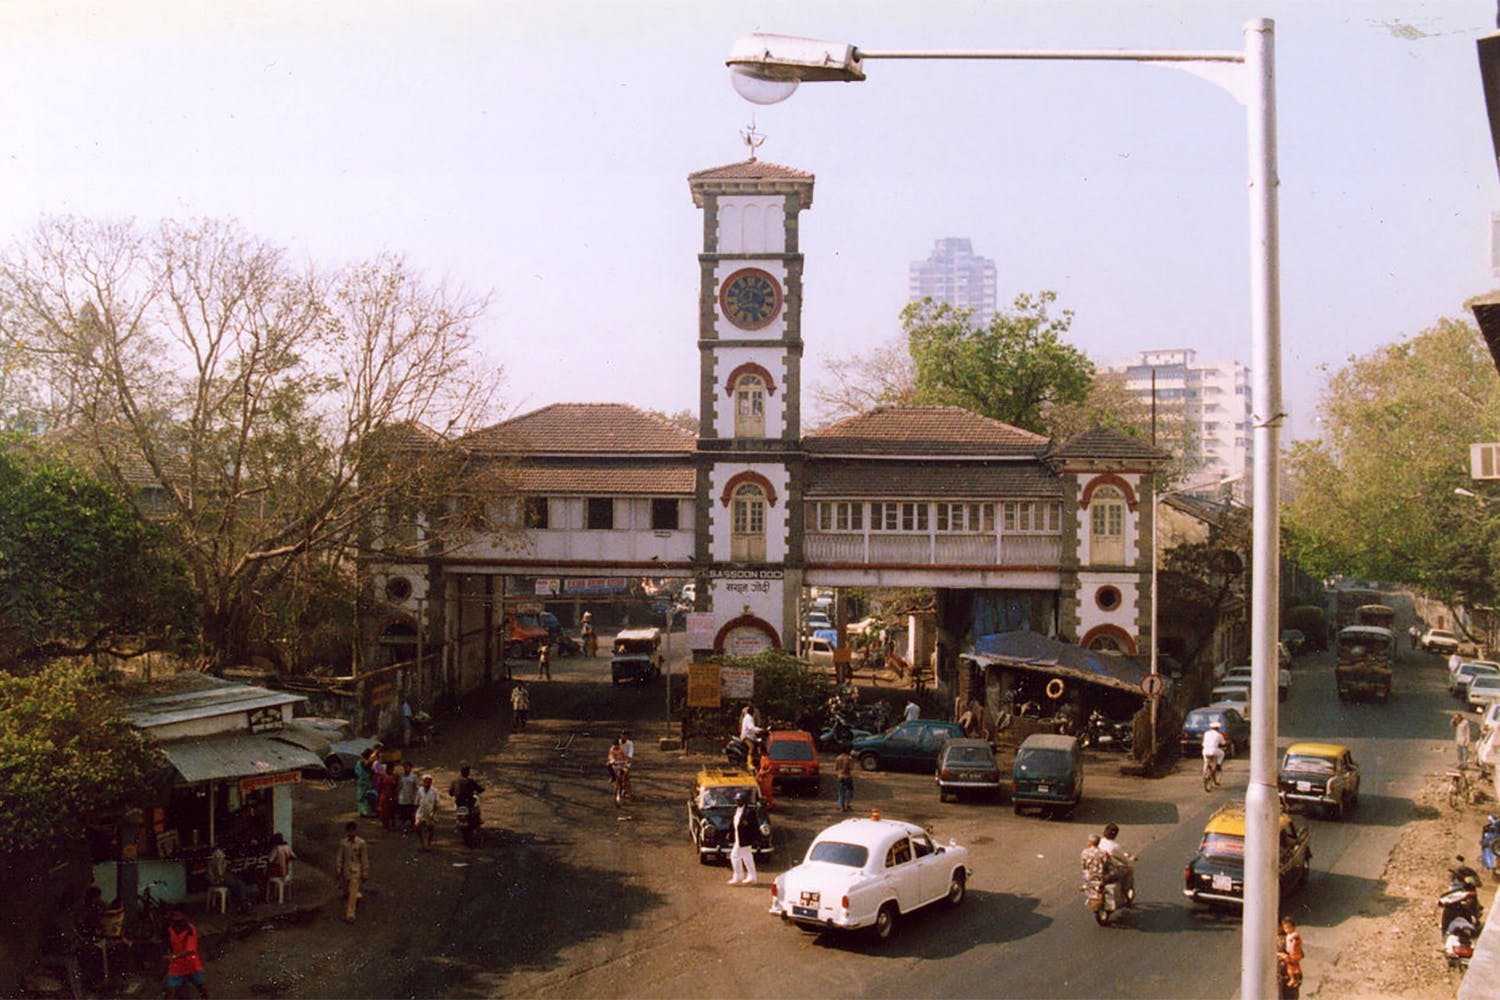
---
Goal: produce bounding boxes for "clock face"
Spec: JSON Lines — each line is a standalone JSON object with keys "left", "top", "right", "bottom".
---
{"left": 719, "top": 268, "right": 782, "bottom": 331}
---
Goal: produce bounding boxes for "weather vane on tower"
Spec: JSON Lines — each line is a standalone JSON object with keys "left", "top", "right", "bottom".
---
{"left": 741, "top": 116, "right": 766, "bottom": 161}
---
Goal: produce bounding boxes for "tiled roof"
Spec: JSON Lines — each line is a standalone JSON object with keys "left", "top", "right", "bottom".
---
{"left": 460, "top": 404, "right": 696, "bottom": 456}
{"left": 1047, "top": 426, "right": 1171, "bottom": 463}
{"left": 515, "top": 462, "right": 696, "bottom": 495}
{"left": 687, "top": 160, "right": 814, "bottom": 182}
{"left": 375, "top": 421, "right": 444, "bottom": 450}
{"left": 805, "top": 461, "right": 1063, "bottom": 499}
{"left": 805, "top": 406, "right": 1048, "bottom": 457}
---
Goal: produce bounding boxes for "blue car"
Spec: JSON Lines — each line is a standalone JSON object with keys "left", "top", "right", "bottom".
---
{"left": 852, "top": 720, "right": 966, "bottom": 773}
{"left": 1179, "top": 706, "right": 1251, "bottom": 758}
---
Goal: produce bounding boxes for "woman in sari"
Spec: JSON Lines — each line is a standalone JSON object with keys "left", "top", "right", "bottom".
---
{"left": 354, "top": 750, "right": 378, "bottom": 817}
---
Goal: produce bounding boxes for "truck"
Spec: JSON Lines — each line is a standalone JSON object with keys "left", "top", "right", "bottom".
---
{"left": 1355, "top": 604, "right": 1396, "bottom": 631}
{"left": 500, "top": 608, "right": 550, "bottom": 659}
{"left": 1334, "top": 590, "right": 1383, "bottom": 631}
{"left": 1334, "top": 625, "right": 1394, "bottom": 701}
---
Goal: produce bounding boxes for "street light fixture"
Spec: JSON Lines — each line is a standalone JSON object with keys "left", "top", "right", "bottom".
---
{"left": 725, "top": 24, "right": 1283, "bottom": 998}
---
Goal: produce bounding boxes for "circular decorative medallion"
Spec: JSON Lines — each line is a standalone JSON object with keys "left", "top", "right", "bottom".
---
{"left": 719, "top": 268, "right": 783, "bottom": 331}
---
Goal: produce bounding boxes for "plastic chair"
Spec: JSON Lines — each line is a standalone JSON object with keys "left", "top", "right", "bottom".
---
{"left": 266, "top": 875, "right": 291, "bottom": 903}
{"left": 206, "top": 885, "right": 230, "bottom": 914}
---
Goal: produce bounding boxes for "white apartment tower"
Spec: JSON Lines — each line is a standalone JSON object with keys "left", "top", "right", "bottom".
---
{"left": 908, "top": 237, "right": 998, "bottom": 326}
{"left": 1104, "top": 349, "right": 1252, "bottom": 488}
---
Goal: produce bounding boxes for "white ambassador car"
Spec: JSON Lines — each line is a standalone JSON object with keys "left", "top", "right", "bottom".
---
{"left": 768, "top": 815, "right": 970, "bottom": 942}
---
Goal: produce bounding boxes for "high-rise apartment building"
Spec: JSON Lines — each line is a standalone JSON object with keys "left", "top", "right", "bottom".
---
{"left": 1103, "top": 349, "right": 1253, "bottom": 489}
{"left": 908, "top": 237, "right": 998, "bottom": 326}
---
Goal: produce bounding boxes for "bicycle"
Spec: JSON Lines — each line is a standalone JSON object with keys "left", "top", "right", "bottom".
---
{"left": 1448, "top": 766, "right": 1473, "bottom": 809}
{"left": 610, "top": 762, "right": 632, "bottom": 807}
{"left": 1202, "top": 755, "right": 1223, "bottom": 792}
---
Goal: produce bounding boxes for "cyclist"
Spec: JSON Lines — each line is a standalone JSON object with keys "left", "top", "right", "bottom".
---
{"left": 1201, "top": 719, "right": 1228, "bottom": 788}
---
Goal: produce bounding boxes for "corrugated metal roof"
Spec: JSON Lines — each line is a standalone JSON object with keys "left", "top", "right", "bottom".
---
{"left": 964, "top": 630, "right": 1149, "bottom": 695}
{"left": 123, "top": 682, "right": 304, "bottom": 730}
{"left": 158, "top": 731, "right": 323, "bottom": 784}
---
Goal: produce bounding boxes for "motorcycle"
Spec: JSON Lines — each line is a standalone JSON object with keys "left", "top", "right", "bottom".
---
{"left": 1083, "top": 710, "right": 1134, "bottom": 752}
{"left": 1482, "top": 815, "right": 1500, "bottom": 882}
{"left": 609, "top": 760, "right": 632, "bottom": 807}
{"left": 1445, "top": 914, "right": 1478, "bottom": 971}
{"left": 1438, "top": 858, "right": 1483, "bottom": 939}
{"left": 455, "top": 797, "right": 483, "bottom": 848}
{"left": 723, "top": 730, "right": 765, "bottom": 770}
{"left": 410, "top": 711, "right": 437, "bottom": 748}
{"left": 554, "top": 632, "right": 584, "bottom": 657}
{"left": 1081, "top": 875, "right": 1131, "bottom": 926}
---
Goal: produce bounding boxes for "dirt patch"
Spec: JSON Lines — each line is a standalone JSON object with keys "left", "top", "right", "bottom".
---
{"left": 1314, "top": 774, "right": 1495, "bottom": 997}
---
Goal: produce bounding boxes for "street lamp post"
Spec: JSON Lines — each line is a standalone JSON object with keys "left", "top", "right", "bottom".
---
{"left": 1150, "top": 474, "right": 1244, "bottom": 762}
{"left": 726, "top": 23, "right": 1283, "bottom": 997}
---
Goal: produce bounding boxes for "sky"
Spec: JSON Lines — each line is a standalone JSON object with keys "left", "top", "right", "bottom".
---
{"left": 1, "top": 0, "right": 1496, "bottom": 440}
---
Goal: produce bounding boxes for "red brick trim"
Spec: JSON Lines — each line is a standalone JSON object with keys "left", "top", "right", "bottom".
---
{"left": 1079, "top": 623, "right": 1137, "bottom": 655}
{"left": 719, "top": 470, "right": 779, "bottom": 508}
{"left": 1079, "top": 473, "right": 1139, "bottom": 512}
{"left": 712, "top": 613, "right": 782, "bottom": 652}
{"left": 723, "top": 362, "right": 778, "bottom": 397}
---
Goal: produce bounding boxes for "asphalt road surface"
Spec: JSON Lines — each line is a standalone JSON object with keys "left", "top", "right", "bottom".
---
{"left": 215, "top": 612, "right": 1457, "bottom": 998}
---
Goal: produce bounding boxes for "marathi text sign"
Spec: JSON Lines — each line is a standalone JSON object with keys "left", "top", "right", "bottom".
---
{"left": 687, "top": 662, "right": 722, "bottom": 708}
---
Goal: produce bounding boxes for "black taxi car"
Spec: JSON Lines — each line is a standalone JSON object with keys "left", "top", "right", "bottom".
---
{"left": 1278, "top": 742, "right": 1361, "bottom": 820}
{"left": 1183, "top": 801, "right": 1311, "bottom": 909}
{"left": 688, "top": 767, "right": 774, "bottom": 864}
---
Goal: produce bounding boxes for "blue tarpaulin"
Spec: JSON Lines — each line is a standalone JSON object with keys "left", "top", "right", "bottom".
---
{"left": 966, "top": 630, "right": 1150, "bottom": 695}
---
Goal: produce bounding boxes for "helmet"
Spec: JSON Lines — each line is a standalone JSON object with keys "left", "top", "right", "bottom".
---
{"left": 1209, "top": 720, "right": 1222, "bottom": 729}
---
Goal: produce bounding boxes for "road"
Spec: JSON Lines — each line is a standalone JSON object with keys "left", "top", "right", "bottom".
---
{"left": 212, "top": 613, "right": 1457, "bottom": 998}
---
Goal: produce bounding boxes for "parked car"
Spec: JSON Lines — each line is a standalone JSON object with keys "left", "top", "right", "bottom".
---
{"left": 1183, "top": 801, "right": 1311, "bottom": 909}
{"left": 1209, "top": 685, "right": 1251, "bottom": 719}
{"left": 1278, "top": 742, "right": 1361, "bottom": 819}
{"left": 1468, "top": 674, "right": 1500, "bottom": 711}
{"left": 802, "top": 612, "right": 833, "bottom": 635}
{"left": 1450, "top": 662, "right": 1500, "bottom": 698}
{"left": 1481, "top": 699, "right": 1500, "bottom": 737}
{"left": 763, "top": 730, "right": 821, "bottom": 795}
{"left": 1424, "top": 628, "right": 1461, "bottom": 655}
{"left": 851, "top": 720, "right": 966, "bottom": 773}
{"left": 687, "top": 767, "right": 773, "bottom": 864}
{"left": 1222, "top": 665, "right": 1253, "bottom": 685}
{"left": 1179, "top": 706, "right": 1251, "bottom": 758}
{"left": 1454, "top": 658, "right": 1500, "bottom": 677}
{"left": 768, "top": 815, "right": 970, "bottom": 941}
{"left": 935, "top": 738, "right": 1003, "bottom": 802}
{"left": 1011, "top": 733, "right": 1082, "bottom": 818}
{"left": 282, "top": 717, "right": 380, "bottom": 780}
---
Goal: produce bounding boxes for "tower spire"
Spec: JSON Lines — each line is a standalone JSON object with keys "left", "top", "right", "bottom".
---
{"left": 740, "top": 116, "right": 766, "bottom": 162}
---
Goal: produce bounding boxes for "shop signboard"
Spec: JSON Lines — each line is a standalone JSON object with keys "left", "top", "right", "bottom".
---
{"left": 246, "top": 706, "right": 284, "bottom": 734}
{"left": 721, "top": 664, "right": 754, "bottom": 700}
{"left": 687, "top": 662, "right": 722, "bottom": 708}
{"left": 240, "top": 771, "right": 301, "bottom": 795}
{"left": 685, "top": 613, "right": 717, "bottom": 649}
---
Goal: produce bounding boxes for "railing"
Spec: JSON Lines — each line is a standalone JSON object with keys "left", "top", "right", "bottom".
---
{"left": 804, "top": 532, "right": 1061, "bottom": 566}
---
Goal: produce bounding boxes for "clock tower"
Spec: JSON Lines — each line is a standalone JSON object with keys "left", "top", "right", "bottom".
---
{"left": 686, "top": 155, "right": 814, "bottom": 653}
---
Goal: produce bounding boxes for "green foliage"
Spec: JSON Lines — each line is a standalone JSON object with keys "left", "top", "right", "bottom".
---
{"left": 0, "top": 444, "right": 195, "bottom": 668}
{"left": 903, "top": 292, "right": 1094, "bottom": 434}
{"left": 1283, "top": 317, "right": 1500, "bottom": 607}
{"left": 730, "top": 648, "right": 833, "bottom": 725}
{"left": 0, "top": 663, "right": 157, "bottom": 859}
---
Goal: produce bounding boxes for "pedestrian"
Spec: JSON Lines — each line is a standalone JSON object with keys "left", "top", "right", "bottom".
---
{"left": 377, "top": 762, "right": 399, "bottom": 831}
{"left": 206, "top": 845, "right": 254, "bottom": 913}
{"left": 1277, "top": 915, "right": 1304, "bottom": 999}
{"left": 264, "top": 833, "right": 295, "bottom": 895}
{"left": 1410, "top": 624, "right": 1423, "bottom": 651}
{"left": 1450, "top": 650, "right": 1463, "bottom": 674}
{"left": 904, "top": 698, "right": 920, "bottom": 722}
{"left": 757, "top": 750, "right": 776, "bottom": 811}
{"left": 510, "top": 681, "right": 530, "bottom": 730}
{"left": 354, "top": 750, "right": 377, "bottom": 818}
{"left": 537, "top": 642, "right": 552, "bottom": 680}
{"left": 334, "top": 821, "right": 370, "bottom": 923}
{"left": 401, "top": 696, "right": 415, "bottom": 747}
{"left": 727, "top": 791, "right": 757, "bottom": 885}
{"left": 414, "top": 773, "right": 440, "bottom": 851}
{"left": 1455, "top": 712, "right": 1474, "bottom": 767}
{"left": 835, "top": 749, "right": 855, "bottom": 812}
{"left": 397, "top": 761, "right": 419, "bottom": 833}
{"left": 162, "top": 908, "right": 207, "bottom": 998}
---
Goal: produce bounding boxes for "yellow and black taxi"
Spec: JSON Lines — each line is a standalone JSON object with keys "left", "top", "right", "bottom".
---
{"left": 1183, "top": 801, "right": 1311, "bottom": 909}
{"left": 1278, "top": 742, "right": 1361, "bottom": 820}
{"left": 688, "top": 767, "right": 773, "bottom": 864}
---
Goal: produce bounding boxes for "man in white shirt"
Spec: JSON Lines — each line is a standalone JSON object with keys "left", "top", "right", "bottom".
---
{"left": 413, "top": 774, "right": 441, "bottom": 852}
{"left": 1099, "top": 822, "right": 1135, "bottom": 905}
{"left": 1201, "top": 720, "right": 1228, "bottom": 785}
{"left": 904, "top": 699, "right": 920, "bottom": 722}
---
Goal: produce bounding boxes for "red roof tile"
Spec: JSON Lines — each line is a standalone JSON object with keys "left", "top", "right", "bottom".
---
{"left": 515, "top": 463, "right": 696, "bottom": 495}
{"left": 687, "top": 160, "right": 814, "bottom": 182}
{"left": 805, "top": 406, "right": 1048, "bottom": 456}
{"left": 460, "top": 404, "right": 696, "bottom": 456}
{"left": 1047, "top": 427, "right": 1170, "bottom": 463}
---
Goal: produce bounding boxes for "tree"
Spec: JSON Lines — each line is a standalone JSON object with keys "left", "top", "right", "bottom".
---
{"left": 1283, "top": 316, "right": 1500, "bottom": 609}
{"left": 904, "top": 292, "right": 1094, "bottom": 435}
{"left": 810, "top": 338, "right": 917, "bottom": 423}
{"left": 0, "top": 663, "right": 157, "bottom": 860}
{"left": 1043, "top": 370, "right": 1200, "bottom": 485}
{"left": 0, "top": 217, "right": 506, "bottom": 670}
{"left": 0, "top": 444, "right": 194, "bottom": 669}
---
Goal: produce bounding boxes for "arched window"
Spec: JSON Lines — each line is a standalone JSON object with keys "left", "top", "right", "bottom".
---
{"left": 731, "top": 482, "right": 767, "bottom": 562}
{"left": 1090, "top": 484, "right": 1126, "bottom": 564}
{"left": 734, "top": 374, "right": 766, "bottom": 438}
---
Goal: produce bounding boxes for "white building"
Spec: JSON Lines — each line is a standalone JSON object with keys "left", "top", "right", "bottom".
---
{"left": 1103, "top": 349, "right": 1252, "bottom": 490}
{"left": 908, "top": 237, "right": 998, "bottom": 326}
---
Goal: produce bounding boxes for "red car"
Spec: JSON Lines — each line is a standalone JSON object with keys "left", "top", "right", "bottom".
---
{"left": 763, "top": 730, "right": 821, "bottom": 796}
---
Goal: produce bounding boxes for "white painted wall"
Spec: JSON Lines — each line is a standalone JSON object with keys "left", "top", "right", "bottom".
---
{"left": 704, "top": 578, "right": 790, "bottom": 649}
{"left": 1076, "top": 571, "right": 1141, "bottom": 648}
{"left": 1073, "top": 472, "right": 1144, "bottom": 567}
{"left": 712, "top": 346, "right": 787, "bottom": 439}
{"left": 707, "top": 463, "right": 791, "bottom": 563}
{"left": 716, "top": 195, "right": 786, "bottom": 254}
{"left": 444, "top": 498, "right": 697, "bottom": 563}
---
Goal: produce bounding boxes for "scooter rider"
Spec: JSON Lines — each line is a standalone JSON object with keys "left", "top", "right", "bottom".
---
{"left": 1202, "top": 719, "right": 1228, "bottom": 779}
{"left": 450, "top": 764, "right": 485, "bottom": 826}
{"left": 1099, "top": 822, "right": 1136, "bottom": 905}
{"left": 1080, "top": 833, "right": 1119, "bottom": 891}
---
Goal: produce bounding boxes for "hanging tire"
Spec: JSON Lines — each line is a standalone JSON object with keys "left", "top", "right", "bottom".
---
{"left": 1046, "top": 678, "right": 1066, "bottom": 700}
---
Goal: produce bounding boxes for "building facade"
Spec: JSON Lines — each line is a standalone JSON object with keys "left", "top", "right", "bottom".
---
{"left": 361, "top": 159, "right": 1169, "bottom": 700}
{"left": 1103, "top": 348, "right": 1252, "bottom": 490}
{"left": 908, "top": 237, "right": 998, "bottom": 327}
